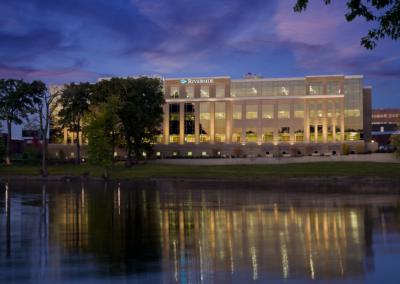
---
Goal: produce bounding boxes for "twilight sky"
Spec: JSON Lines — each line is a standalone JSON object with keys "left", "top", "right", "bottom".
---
{"left": 1, "top": 0, "right": 399, "bottom": 138}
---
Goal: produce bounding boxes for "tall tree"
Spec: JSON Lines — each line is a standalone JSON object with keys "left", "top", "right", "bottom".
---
{"left": 0, "top": 79, "right": 42, "bottom": 164}
{"left": 0, "top": 121, "right": 6, "bottom": 162}
{"left": 26, "top": 84, "right": 61, "bottom": 176}
{"left": 391, "top": 114, "right": 400, "bottom": 159}
{"left": 91, "top": 77, "right": 165, "bottom": 167}
{"left": 57, "top": 82, "right": 92, "bottom": 165}
{"left": 82, "top": 95, "right": 122, "bottom": 178}
{"left": 294, "top": 0, "right": 400, "bottom": 50}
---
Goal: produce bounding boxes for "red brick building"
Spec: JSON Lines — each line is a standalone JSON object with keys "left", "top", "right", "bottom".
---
{"left": 0, "top": 133, "right": 24, "bottom": 154}
{"left": 371, "top": 109, "right": 399, "bottom": 146}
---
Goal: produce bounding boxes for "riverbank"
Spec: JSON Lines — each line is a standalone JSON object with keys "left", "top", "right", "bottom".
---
{"left": 0, "top": 162, "right": 399, "bottom": 180}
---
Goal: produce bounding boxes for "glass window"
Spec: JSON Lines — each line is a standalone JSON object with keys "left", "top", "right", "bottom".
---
{"left": 188, "top": 152, "right": 192, "bottom": 156}
{"left": 214, "top": 102, "right": 226, "bottom": 142}
{"left": 216, "top": 85, "right": 225, "bottom": 97}
{"left": 309, "top": 82, "right": 323, "bottom": 95}
{"left": 327, "top": 101, "right": 333, "bottom": 118}
{"left": 278, "top": 127, "right": 290, "bottom": 141}
{"left": 310, "top": 125, "right": 315, "bottom": 141}
{"left": 157, "top": 152, "right": 160, "bottom": 156}
{"left": 293, "top": 80, "right": 305, "bottom": 95}
{"left": 202, "top": 152, "right": 206, "bottom": 156}
{"left": 155, "top": 129, "right": 163, "bottom": 143}
{"left": 185, "top": 86, "right": 194, "bottom": 98}
{"left": 199, "top": 103, "right": 210, "bottom": 142}
{"left": 246, "top": 105, "right": 258, "bottom": 119}
{"left": 232, "top": 128, "right": 242, "bottom": 142}
{"left": 328, "top": 125, "right": 333, "bottom": 141}
{"left": 327, "top": 82, "right": 341, "bottom": 94}
{"left": 200, "top": 86, "right": 209, "bottom": 98}
{"left": 246, "top": 127, "right": 258, "bottom": 142}
{"left": 335, "top": 102, "right": 341, "bottom": 118}
{"left": 171, "top": 87, "right": 179, "bottom": 98}
{"left": 262, "top": 127, "right": 273, "bottom": 141}
{"left": 345, "top": 125, "right": 361, "bottom": 141}
{"left": 262, "top": 105, "right": 274, "bottom": 119}
{"left": 169, "top": 104, "right": 180, "bottom": 143}
{"left": 294, "top": 104, "right": 304, "bottom": 118}
{"left": 232, "top": 105, "right": 242, "bottom": 119}
{"left": 317, "top": 125, "right": 323, "bottom": 141}
{"left": 184, "top": 103, "right": 195, "bottom": 143}
{"left": 317, "top": 102, "right": 322, "bottom": 118}
{"left": 294, "top": 127, "right": 304, "bottom": 141}
{"left": 309, "top": 102, "right": 315, "bottom": 118}
{"left": 335, "top": 125, "right": 341, "bottom": 141}
{"left": 278, "top": 104, "right": 290, "bottom": 118}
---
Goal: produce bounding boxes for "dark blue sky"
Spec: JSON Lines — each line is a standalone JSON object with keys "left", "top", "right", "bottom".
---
{"left": 1, "top": 0, "right": 399, "bottom": 137}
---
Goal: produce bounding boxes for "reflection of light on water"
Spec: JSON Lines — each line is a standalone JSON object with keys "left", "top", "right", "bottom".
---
{"left": 5, "top": 183, "right": 8, "bottom": 217}
{"left": 338, "top": 247, "right": 344, "bottom": 275}
{"left": 309, "top": 250, "right": 315, "bottom": 279}
{"left": 174, "top": 240, "right": 178, "bottom": 281}
{"left": 251, "top": 245, "right": 258, "bottom": 280}
{"left": 381, "top": 213, "right": 387, "bottom": 244}
{"left": 118, "top": 185, "right": 120, "bottom": 215}
{"left": 351, "top": 211, "right": 359, "bottom": 244}
{"left": 280, "top": 232, "right": 289, "bottom": 279}
{"left": 143, "top": 190, "right": 146, "bottom": 217}
{"left": 82, "top": 186, "right": 84, "bottom": 215}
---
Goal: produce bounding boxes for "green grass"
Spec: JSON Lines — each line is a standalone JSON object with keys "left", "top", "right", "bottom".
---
{"left": 0, "top": 162, "right": 399, "bottom": 179}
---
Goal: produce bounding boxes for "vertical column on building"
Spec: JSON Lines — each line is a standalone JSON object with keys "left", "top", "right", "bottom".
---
{"left": 257, "top": 102, "right": 262, "bottom": 143}
{"left": 63, "top": 128, "right": 68, "bottom": 145}
{"left": 314, "top": 102, "right": 318, "bottom": 142}
{"left": 180, "top": 102, "right": 184, "bottom": 145}
{"left": 210, "top": 102, "right": 215, "bottom": 144}
{"left": 195, "top": 102, "right": 200, "bottom": 145}
{"left": 241, "top": 103, "right": 246, "bottom": 142}
{"left": 341, "top": 99, "right": 345, "bottom": 142}
{"left": 226, "top": 101, "right": 231, "bottom": 144}
{"left": 289, "top": 100, "right": 294, "bottom": 142}
{"left": 305, "top": 99, "right": 309, "bottom": 143}
{"left": 332, "top": 101, "right": 336, "bottom": 143}
{"left": 164, "top": 104, "right": 169, "bottom": 145}
{"left": 273, "top": 101, "right": 279, "bottom": 144}
{"left": 323, "top": 101, "right": 328, "bottom": 143}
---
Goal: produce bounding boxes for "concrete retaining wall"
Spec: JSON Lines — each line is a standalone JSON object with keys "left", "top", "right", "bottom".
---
{"left": 148, "top": 153, "right": 400, "bottom": 165}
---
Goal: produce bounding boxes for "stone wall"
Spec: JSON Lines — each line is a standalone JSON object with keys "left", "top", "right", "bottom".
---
{"left": 148, "top": 153, "right": 400, "bottom": 165}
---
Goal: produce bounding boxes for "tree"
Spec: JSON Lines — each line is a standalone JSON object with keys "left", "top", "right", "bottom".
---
{"left": 0, "top": 79, "right": 42, "bottom": 164}
{"left": 82, "top": 95, "right": 122, "bottom": 178}
{"left": 0, "top": 121, "right": 6, "bottom": 162}
{"left": 91, "top": 77, "right": 165, "bottom": 167}
{"left": 294, "top": 0, "right": 400, "bottom": 50}
{"left": 26, "top": 83, "right": 60, "bottom": 176}
{"left": 391, "top": 114, "right": 400, "bottom": 159}
{"left": 57, "top": 82, "right": 93, "bottom": 165}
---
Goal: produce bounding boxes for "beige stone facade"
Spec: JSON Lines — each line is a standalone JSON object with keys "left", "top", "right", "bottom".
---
{"left": 48, "top": 74, "right": 374, "bottom": 158}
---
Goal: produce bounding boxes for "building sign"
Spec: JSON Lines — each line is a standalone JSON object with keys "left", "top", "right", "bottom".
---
{"left": 180, "top": 79, "right": 214, "bottom": 84}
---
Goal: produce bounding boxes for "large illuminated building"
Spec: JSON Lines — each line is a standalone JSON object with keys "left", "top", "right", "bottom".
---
{"left": 49, "top": 74, "right": 373, "bottom": 158}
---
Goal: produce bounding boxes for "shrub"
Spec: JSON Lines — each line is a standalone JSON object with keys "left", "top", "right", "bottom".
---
{"left": 355, "top": 145, "right": 364, "bottom": 154}
{"left": 243, "top": 154, "right": 247, "bottom": 158}
{"left": 23, "top": 153, "right": 28, "bottom": 159}
{"left": 305, "top": 145, "right": 313, "bottom": 155}
{"left": 212, "top": 148, "right": 219, "bottom": 156}
{"left": 290, "top": 146, "right": 300, "bottom": 157}
{"left": 58, "top": 149, "right": 65, "bottom": 160}
{"left": 342, "top": 144, "right": 350, "bottom": 155}
{"left": 234, "top": 147, "right": 242, "bottom": 157}
{"left": 258, "top": 154, "right": 261, "bottom": 157}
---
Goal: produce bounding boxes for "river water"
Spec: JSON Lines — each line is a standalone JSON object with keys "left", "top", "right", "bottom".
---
{"left": 0, "top": 180, "right": 400, "bottom": 283}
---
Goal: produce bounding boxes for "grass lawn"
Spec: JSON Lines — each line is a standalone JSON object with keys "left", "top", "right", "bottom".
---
{"left": 0, "top": 162, "right": 399, "bottom": 179}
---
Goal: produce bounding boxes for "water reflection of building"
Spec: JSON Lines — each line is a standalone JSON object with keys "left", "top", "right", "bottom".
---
{"left": 158, "top": 196, "right": 366, "bottom": 283}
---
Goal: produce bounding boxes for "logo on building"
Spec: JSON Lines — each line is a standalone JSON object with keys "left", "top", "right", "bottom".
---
{"left": 180, "top": 79, "right": 214, "bottom": 84}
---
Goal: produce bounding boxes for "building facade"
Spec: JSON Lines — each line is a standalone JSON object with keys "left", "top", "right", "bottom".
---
{"left": 48, "top": 74, "right": 374, "bottom": 158}
{"left": 371, "top": 109, "right": 399, "bottom": 132}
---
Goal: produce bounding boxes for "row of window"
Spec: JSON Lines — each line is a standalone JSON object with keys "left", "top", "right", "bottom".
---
{"left": 372, "top": 122, "right": 398, "bottom": 124}
{"left": 157, "top": 125, "right": 362, "bottom": 143}
{"left": 372, "top": 114, "right": 399, "bottom": 118}
{"left": 171, "top": 85, "right": 225, "bottom": 98}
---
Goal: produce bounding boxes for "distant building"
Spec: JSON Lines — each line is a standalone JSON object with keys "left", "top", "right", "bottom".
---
{"left": 22, "top": 129, "right": 43, "bottom": 142}
{"left": 0, "top": 133, "right": 24, "bottom": 154}
{"left": 371, "top": 109, "right": 399, "bottom": 146}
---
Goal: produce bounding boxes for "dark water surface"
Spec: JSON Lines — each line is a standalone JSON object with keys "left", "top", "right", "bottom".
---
{"left": 1, "top": 181, "right": 400, "bottom": 283}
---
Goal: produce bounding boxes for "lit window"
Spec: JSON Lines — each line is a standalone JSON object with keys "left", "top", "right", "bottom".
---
{"left": 246, "top": 105, "right": 258, "bottom": 119}
{"left": 200, "top": 86, "right": 209, "bottom": 98}
{"left": 294, "top": 127, "right": 304, "bottom": 141}
{"left": 262, "top": 105, "right": 274, "bottom": 119}
{"left": 278, "top": 127, "right": 290, "bottom": 141}
{"left": 232, "top": 128, "right": 242, "bottom": 142}
{"left": 335, "top": 102, "right": 341, "bottom": 118}
{"left": 294, "top": 104, "right": 304, "bottom": 118}
{"left": 232, "top": 105, "right": 242, "bottom": 119}
{"left": 309, "top": 102, "right": 315, "bottom": 118}
{"left": 185, "top": 86, "right": 194, "bottom": 98}
{"left": 309, "top": 82, "right": 322, "bottom": 94}
{"left": 278, "top": 104, "right": 290, "bottom": 118}
{"left": 317, "top": 102, "right": 322, "bottom": 118}
{"left": 262, "top": 127, "right": 273, "bottom": 141}
{"left": 246, "top": 127, "right": 257, "bottom": 142}
{"left": 171, "top": 87, "right": 179, "bottom": 98}
{"left": 327, "top": 82, "right": 341, "bottom": 94}
{"left": 157, "top": 152, "right": 160, "bottom": 156}
{"left": 114, "top": 152, "right": 117, "bottom": 156}
{"left": 71, "top": 152, "right": 74, "bottom": 156}
{"left": 202, "top": 152, "right": 206, "bottom": 156}
{"left": 188, "top": 152, "right": 192, "bottom": 156}
{"left": 143, "top": 152, "right": 146, "bottom": 156}
{"left": 216, "top": 85, "right": 225, "bottom": 97}
{"left": 327, "top": 101, "right": 333, "bottom": 117}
